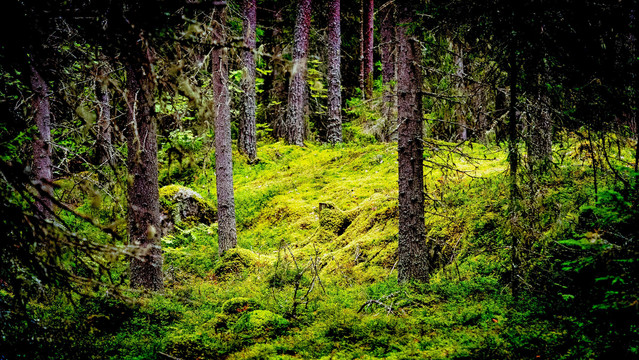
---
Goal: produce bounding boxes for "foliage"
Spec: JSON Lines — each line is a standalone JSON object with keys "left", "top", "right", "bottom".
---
{"left": 4, "top": 136, "right": 635, "bottom": 359}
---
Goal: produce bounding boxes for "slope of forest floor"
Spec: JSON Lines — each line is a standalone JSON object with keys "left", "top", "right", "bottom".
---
{"left": 8, "top": 137, "right": 639, "bottom": 359}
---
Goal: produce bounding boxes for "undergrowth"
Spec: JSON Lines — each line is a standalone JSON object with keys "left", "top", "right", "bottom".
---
{"left": 2, "top": 137, "right": 637, "bottom": 359}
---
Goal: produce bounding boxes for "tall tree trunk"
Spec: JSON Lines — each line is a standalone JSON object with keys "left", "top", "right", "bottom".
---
{"left": 397, "top": 1, "right": 428, "bottom": 284}
{"left": 527, "top": 72, "right": 552, "bottom": 172}
{"left": 268, "top": 2, "right": 287, "bottom": 140}
{"left": 125, "top": 57, "right": 163, "bottom": 292}
{"left": 29, "top": 64, "right": 53, "bottom": 219}
{"left": 239, "top": 0, "right": 257, "bottom": 162}
{"left": 454, "top": 42, "right": 467, "bottom": 141}
{"left": 362, "top": 0, "right": 374, "bottom": 99}
{"left": 359, "top": 0, "right": 365, "bottom": 98}
{"left": 380, "top": 1, "right": 397, "bottom": 142}
{"left": 212, "top": 2, "right": 238, "bottom": 254}
{"left": 326, "top": 0, "right": 342, "bottom": 144}
{"left": 508, "top": 27, "right": 520, "bottom": 297}
{"left": 285, "top": 0, "right": 312, "bottom": 146}
{"left": 96, "top": 63, "right": 113, "bottom": 166}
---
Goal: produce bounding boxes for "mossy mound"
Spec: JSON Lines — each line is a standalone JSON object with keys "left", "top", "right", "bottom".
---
{"left": 214, "top": 248, "right": 262, "bottom": 278}
{"left": 221, "top": 297, "right": 262, "bottom": 315}
{"left": 318, "top": 202, "right": 353, "bottom": 235}
{"left": 233, "top": 310, "right": 289, "bottom": 340}
{"left": 206, "top": 297, "right": 265, "bottom": 331}
{"left": 159, "top": 184, "right": 216, "bottom": 235}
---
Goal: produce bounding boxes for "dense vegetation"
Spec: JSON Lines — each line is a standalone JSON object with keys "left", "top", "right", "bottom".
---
{"left": 1, "top": 0, "right": 638, "bottom": 359}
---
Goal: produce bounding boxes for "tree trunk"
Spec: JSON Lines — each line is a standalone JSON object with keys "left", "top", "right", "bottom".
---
{"left": 212, "top": 2, "right": 238, "bottom": 254}
{"left": 285, "top": 0, "right": 312, "bottom": 146}
{"left": 362, "top": 0, "right": 374, "bottom": 99}
{"left": 380, "top": 1, "right": 397, "bottom": 142}
{"left": 29, "top": 64, "right": 53, "bottom": 219}
{"left": 379, "top": 1, "right": 397, "bottom": 141}
{"left": 326, "top": 0, "right": 342, "bottom": 144}
{"left": 396, "top": 1, "right": 428, "bottom": 284}
{"left": 508, "top": 30, "right": 520, "bottom": 297}
{"left": 96, "top": 63, "right": 113, "bottom": 166}
{"left": 269, "top": 3, "right": 287, "bottom": 140}
{"left": 239, "top": 0, "right": 257, "bottom": 162}
{"left": 454, "top": 42, "right": 467, "bottom": 141}
{"left": 359, "top": 0, "right": 365, "bottom": 98}
{"left": 125, "top": 58, "right": 163, "bottom": 292}
{"left": 527, "top": 73, "right": 552, "bottom": 171}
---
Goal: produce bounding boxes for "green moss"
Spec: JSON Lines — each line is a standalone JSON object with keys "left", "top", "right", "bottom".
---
{"left": 214, "top": 248, "right": 263, "bottom": 278}
{"left": 221, "top": 297, "right": 262, "bottom": 315}
{"left": 159, "top": 184, "right": 217, "bottom": 229}
{"left": 233, "top": 310, "right": 289, "bottom": 340}
{"left": 318, "top": 203, "right": 350, "bottom": 235}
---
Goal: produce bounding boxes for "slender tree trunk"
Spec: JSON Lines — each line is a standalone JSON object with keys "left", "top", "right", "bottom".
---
{"left": 359, "top": 0, "right": 365, "bottom": 98}
{"left": 125, "top": 57, "right": 163, "bottom": 292}
{"left": 285, "top": 0, "right": 312, "bottom": 146}
{"left": 29, "top": 64, "right": 53, "bottom": 219}
{"left": 212, "top": 2, "right": 238, "bottom": 254}
{"left": 96, "top": 63, "right": 113, "bottom": 166}
{"left": 269, "top": 3, "right": 287, "bottom": 140}
{"left": 239, "top": 0, "right": 257, "bottom": 162}
{"left": 454, "top": 42, "right": 467, "bottom": 141}
{"left": 380, "top": 1, "right": 397, "bottom": 142}
{"left": 326, "top": 0, "right": 342, "bottom": 144}
{"left": 397, "top": 1, "right": 428, "bottom": 284}
{"left": 528, "top": 72, "right": 552, "bottom": 172}
{"left": 362, "top": 0, "right": 374, "bottom": 99}
{"left": 508, "top": 30, "right": 520, "bottom": 297}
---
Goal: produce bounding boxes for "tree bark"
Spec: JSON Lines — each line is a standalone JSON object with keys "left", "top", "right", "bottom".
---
{"left": 508, "top": 24, "right": 520, "bottom": 297}
{"left": 362, "top": 0, "right": 374, "bottom": 99}
{"left": 454, "top": 42, "right": 468, "bottom": 141}
{"left": 380, "top": 1, "right": 397, "bottom": 142}
{"left": 285, "top": 0, "right": 312, "bottom": 146}
{"left": 239, "top": 0, "right": 258, "bottom": 162}
{"left": 212, "top": 2, "right": 238, "bottom": 254}
{"left": 29, "top": 64, "right": 53, "bottom": 219}
{"left": 96, "top": 63, "right": 113, "bottom": 166}
{"left": 125, "top": 57, "right": 163, "bottom": 292}
{"left": 396, "top": 1, "right": 428, "bottom": 284}
{"left": 527, "top": 73, "right": 552, "bottom": 172}
{"left": 326, "top": 0, "right": 342, "bottom": 144}
{"left": 269, "top": 3, "right": 287, "bottom": 140}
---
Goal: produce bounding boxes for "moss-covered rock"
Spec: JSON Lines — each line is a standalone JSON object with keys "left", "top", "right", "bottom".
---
{"left": 232, "top": 310, "right": 289, "bottom": 340}
{"left": 214, "top": 248, "right": 260, "bottom": 278}
{"left": 159, "top": 184, "right": 216, "bottom": 235}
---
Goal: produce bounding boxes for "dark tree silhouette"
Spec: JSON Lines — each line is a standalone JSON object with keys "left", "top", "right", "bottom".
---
{"left": 362, "top": 0, "right": 374, "bottom": 99}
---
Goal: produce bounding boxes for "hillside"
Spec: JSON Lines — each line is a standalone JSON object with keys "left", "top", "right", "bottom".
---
{"left": 8, "top": 138, "right": 636, "bottom": 359}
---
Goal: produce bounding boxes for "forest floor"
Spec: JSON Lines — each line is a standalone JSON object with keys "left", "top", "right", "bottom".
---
{"left": 17, "top": 137, "right": 639, "bottom": 359}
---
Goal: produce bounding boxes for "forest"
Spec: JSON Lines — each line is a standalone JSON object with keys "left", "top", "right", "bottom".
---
{"left": 0, "top": 0, "right": 638, "bottom": 359}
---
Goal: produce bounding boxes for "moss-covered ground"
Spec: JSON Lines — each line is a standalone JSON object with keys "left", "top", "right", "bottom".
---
{"left": 8, "top": 137, "right": 639, "bottom": 359}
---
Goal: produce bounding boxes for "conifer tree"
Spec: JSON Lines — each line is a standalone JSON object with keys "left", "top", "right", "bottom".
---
{"left": 285, "top": 0, "right": 312, "bottom": 146}
{"left": 212, "top": 1, "right": 238, "bottom": 254}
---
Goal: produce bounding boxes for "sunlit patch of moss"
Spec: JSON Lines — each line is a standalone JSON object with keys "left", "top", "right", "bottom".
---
{"left": 233, "top": 310, "right": 289, "bottom": 340}
{"left": 214, "top": 247, "right": 271, "bottom": 279}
